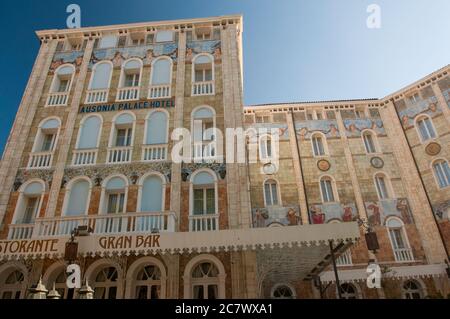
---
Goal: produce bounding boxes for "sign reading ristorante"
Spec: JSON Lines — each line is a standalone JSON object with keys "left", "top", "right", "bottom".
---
{"left": 79, "top": 99, "right": 175, "bottom": 114}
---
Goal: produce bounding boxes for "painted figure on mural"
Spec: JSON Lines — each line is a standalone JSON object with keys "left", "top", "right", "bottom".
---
{"left": 144, "top": 49, "right": 154, "bottom": 65}
{"left": 329, "top": 124, "right": 339, "bottom": 137}
{"left": 185, "top": 47, "right": 193, "bottom": 62}
{"left": 254, "top": 209, "right": 266, "bottom": 228}
{"left": 75, "top": 55, "right": 83, "bottom": 68}
{"left": 213, "top": 47, "right": 221, "bottom": 60}
{"left": 342, "top": 206, "right": 354, "bottom": 222}
{"left": 429, "top": 102, "right": 437, "bottom": 113}
{"left": 310, "top": 205, "right": 325, "bottom": 224}
{"left": 396, "top": 199, "right": 411, "bottom": 224}
{"left": 367, "top": 202, "right": 381, "bottom": 226}
{"left": 402, "top": 115, "right": 410, "bottom": 127}
{"left": 112, "top": 52, "right": 124, "bottom": 67}
{"left": 50, "top": 59, "right": 64, "bottom": 72}
{"left": 286, "top": 208, "right": 299, "bottom": 226}
{"left": 297, "top": 127, "right": 308, "bottom": 141}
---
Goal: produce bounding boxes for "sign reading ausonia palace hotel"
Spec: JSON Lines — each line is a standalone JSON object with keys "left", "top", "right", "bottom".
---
{"left": 79, "top": 99, "right": 175, "bottom": 114}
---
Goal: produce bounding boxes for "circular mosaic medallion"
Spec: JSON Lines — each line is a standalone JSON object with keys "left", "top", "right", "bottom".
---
{"left": 370, "top": 157, "right": 384, "bottom": 169}
{"left": 317, "top": 159, "right": 331, "bottom": 172}
{"left": 263, "top": 163, "right": 277, "bottom": 175}
{"left": 425, "top": 142, "right": 441, "bottom": 156}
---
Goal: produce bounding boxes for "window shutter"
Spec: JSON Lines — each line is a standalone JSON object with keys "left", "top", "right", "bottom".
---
{"left": 55, "top": 41, "right": 65, "bottom": 52}
{"left": 93, "top": 38, "right": 100, "bottom": 49}
{"left": 117, "top": 36, "right": 127, "bottom": 48}
{"left": 146, "top": 34, "right": 154, "bottom": 45}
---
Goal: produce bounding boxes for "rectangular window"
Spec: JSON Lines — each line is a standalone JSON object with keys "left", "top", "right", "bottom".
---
{"left": 117, "top": 36, "right": 127, "bottom": 48}
{"left": 55, "top": 41, "right": 65, "bottom": 52}
{"left": 363, "top": 134, "right": 376, "bottom": 153}
{"left": 409, "top": 93, "right": 420, "bottom": 104}
{"left": 389, "top": 229, "right": 405, "bottom": 249}
{"left": 58, "top": 79, "right": 69, "bottom": 92}
{"left": 99, "top": 35, "right": 117, "bottom": 48}
{"left": 125, "top": 73, "right": 140, "bottom": 87}
{"left": 375, "top": 176, "right": 389, "bottom": 199}
{"left": 320, "top": 180, "right": 335, "bottom": 202}
{"left": 22, "top": 197, "right": 39, "bottom": 224}
{"left": 418, "top": 118, "right": 436, "bottom": 141}
{"left": 155, "top": 30, "right": 173, "bottom": 43}
{"left": 264, "top": 182, "right": 279, "bottom": 206}
{"left": 107, "top": 193, "right": 125, "bottom": 214}
{"left": 146, "top": 34, "right": 154, "bottom": 45}
{"left": 41, "top": 134, "right": 56, "bottom": 152}
{"left": 115, "top": 128, "right": 132, "bottom": 147}
{"left": 312, "top": 136, "right": 325, "bottom": 156}
{"left": 193, "top": 187, "right": 215, "bottom": 215}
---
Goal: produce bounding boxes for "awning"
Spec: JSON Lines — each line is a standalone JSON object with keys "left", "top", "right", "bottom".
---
{"left": 320, "top": 263, "right": 448, "bottom": 283}
{"left": 0, "top": 222, "right": 360, "bottom": 283}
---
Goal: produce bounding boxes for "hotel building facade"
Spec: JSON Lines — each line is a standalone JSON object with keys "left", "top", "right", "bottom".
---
{"left": 0, "top": 15, "right": 449, "bottom": 299}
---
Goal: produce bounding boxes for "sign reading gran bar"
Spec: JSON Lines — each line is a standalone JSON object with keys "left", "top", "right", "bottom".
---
{"left": 79, "top": 99, "right": 175, "bottom": 114}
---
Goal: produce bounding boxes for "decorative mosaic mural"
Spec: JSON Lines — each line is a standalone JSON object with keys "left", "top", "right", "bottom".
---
{"left": 249, "top": 123, "right": 290, "bottom": 140}
{"left": 294, "top": 120, "right": 340, "bottom": 140}
{"left": 252, "top": 206, "right": 301, "bottom": 228}
{"left": 433, "top": 199, "right": 450, "bottom": 221}
{"left": 443, "top": 89, "right": 450, "bottom": 109}
{"left": 50, "top": 51, "right": 84, "bottom": 73}
{"left": 398, "top": 96, "right": 441, "bottom": 128}
{"left": 90, "top": 43, "right": 178, "bottom": 68}
{"left": 308, "top": 202, "right": 358, "bottom": 224}
{"left": 364, "top": 198, "right": 413, "bottom": 226}
{"left": 186, "top": 40, "right": 221, "bottom": 62}
{"left": 343, "top": 119, "right": 386, "bottom": 137}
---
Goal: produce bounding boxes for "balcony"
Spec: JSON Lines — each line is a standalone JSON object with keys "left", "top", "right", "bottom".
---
{"left": 189, "top": 214, "right": 219, "bottom": 232}
{"left": 148, "top": 84, "right": 171, "bottom": 99}
{"left": 116, "top": 87, "right": 139, "bottom": 101}
{"left": 27, "top": 151, "right": 53, "bottom": 169}
{"left": 46, "top": 92, "right": 69, "bottom": 107}
{"left": 142, "top": 144, "right": 168, "bottom": 162}
{"left": 7, "top": 224, "right": 34, "bottom": 240}
{"left": 393, "top": 248, "right": 414, "bottom": 262}
{"left": 85, "top": 89, "right": 109, "bottom": 104}
{"left": 336, "top": 250, "right": 353, "bottom": 266}
{"left": 72, "top": 149, "right": 98, "bottom": 166}
{"left": 192, "top": 81, "right": 214, "bottom": 96}
{"left": 107, "top": 146, "right": 132, "bottom": 164}
{"left": 193, "top": 142, "right": 216, "bottom": 162}
{"left": 7, "top": 212, "right": 176, "bottom": 239}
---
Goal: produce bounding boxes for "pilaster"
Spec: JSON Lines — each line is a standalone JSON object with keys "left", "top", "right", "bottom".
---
{"left": 286, "top": 111, "right": 309, "bottom": 224}
{"left": 0, "top": 39, "right": 58, "bottom": 226}
{"left": 45, "top": 39, "right": 95, "bottom": 217}
{"left": 431, "top": 83, "right": 450, "bottom": 126}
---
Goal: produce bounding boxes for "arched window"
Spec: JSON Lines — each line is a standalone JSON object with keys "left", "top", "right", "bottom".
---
{"left": 103, "top": 176, "right": 127, "bottom": 215}
{"left": 145, "top": 111, "right": 168, "bottom": 145}
{"left": 14, "top": 181, "right": 44, "bottom": 225}
{"left": 64, "top": 178, "right": 91, "bottom": 216}
{"left": 432, "top": 159, "right": 450, "bottom": 189}
{"left": 402, "top": 280, "right": 424, "bottom": 299}
{"left": 50, "top": 65, "right": 74, "bottom": 93}
{"left": 33, "top": 118, "right": 60, "bottom": 153}
{"left": 192, "top": 171, "right": 216, "bottom": 215}
{"left": 77, "top": 115, "right": 102, "bottom": 149}
{"left": 415, "top": 115, "right": 437, "bottom": 142}
{"left": 264, "top": 179, "right": 280, "bottom": 206}
{"left": 89, "top": 62, "right": 113, "bottom": 90}
{"left": 362, "top": 130, "right": 378, "bottom": 154}
{"left": 320, "top": 176, "right": 337, "bottom": 203}
{"left": 311, "top": 133, "right": 327, "bottom": 156}
{"left": 190, "top": 171, "right": 218, "bottom": 231}
{"left": 191, "top": 262, "right": 220, "bottom": 299}
{"left": 374, "top": 173, "right": 393, "bottom": 200}
{"left": 259, "top": 135, "right": 272, "bottom": 159}
{"left": 134, "top": 265, "right": 162, "bottom": 299}
{"left": 0, "top": 270, "right": 25, "bottom": 299}
{"left": 140, "top": 175, "right": 164, "bottom": 212}
{"left": 120, "top": 59, "right": 142, "bottom": 88}
{"left": 49, "top": 269, "right": 73, "bottom": 299}
{"left": 192, "top": 107, "right": 216, "bottom": 159}
{"left": 151, "top": 58, "right": 172, "bottom": 85}
{"left": 110, "top": 113, "right": 135, "bottom": 147}
{"left": 338, "top": 283, "right": 359, "bottom": 299}
{"left": 92, "top": 267, "right": 119, "bottom": 299}
{"left": 271, "top": 284, "right": 295, "bottom": 299}
{"left": 193, "top": 55, "right": 213, "bottom": 83}
{"left": 386, "top": 217, "right": 413, "bottom": 262}
{"left": 192, "top": 55, "right": 214, "bottom": 96}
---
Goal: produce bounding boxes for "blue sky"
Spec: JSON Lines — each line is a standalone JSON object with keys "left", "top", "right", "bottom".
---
{"left": 0, "top": 0, "right": 449, "bottom": 154}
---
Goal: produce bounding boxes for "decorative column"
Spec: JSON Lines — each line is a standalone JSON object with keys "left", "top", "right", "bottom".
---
{"left": 335, "top": 110, "right": 368, "bottom": 221}
{"left": 170, "top": 30, "right": 186, "bottom": 225}
{"left": 44, "top": 39, "right": 95, "bottom": 217}
{"left": 286, "top": 111, "right": 309, "bottom": 224}
{"left": 380, "top": 101, "right": 448, "bottom": 263}
{"left": 431, "top": 83, "right": 450, "bottom": 126}
{"left": 0, "top": 39, "right": 58, "bottom": 227}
